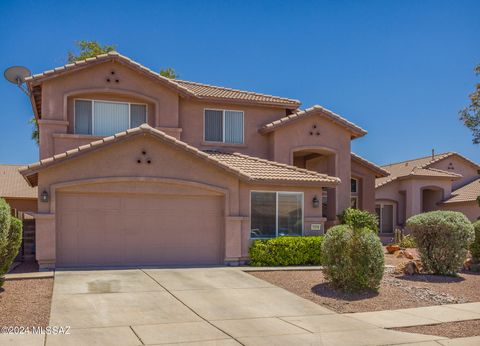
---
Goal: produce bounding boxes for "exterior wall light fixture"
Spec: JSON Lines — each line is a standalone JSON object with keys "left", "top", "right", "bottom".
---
{"left": 41, "top": 190, "right": 49, "bottom": 203}
{"left": 312, "top": 195, "right": 320, "bottom": 208}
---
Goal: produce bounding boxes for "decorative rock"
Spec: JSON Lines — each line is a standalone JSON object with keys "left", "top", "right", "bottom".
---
{"left": 463, "top": 258, "right": 473, "bottom": 271}
{"left": 386, "top": 244, "right": 401, "bottom": 254}
{"left": 403, "top": 250, "right": 414, "bottom": 260}
{"left": 403, "top": 261, "right": 419, "bottom": 275}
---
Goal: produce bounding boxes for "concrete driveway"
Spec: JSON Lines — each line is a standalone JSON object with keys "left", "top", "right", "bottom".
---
{"left": 37, "top": 268, "right": 447, "bottom": 345}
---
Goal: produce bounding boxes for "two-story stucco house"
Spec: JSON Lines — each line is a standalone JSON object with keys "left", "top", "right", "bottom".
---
{"left": 19, "top": 52, "right": 388, "bottom": 269}
{"left": 375, "top": 152, "right": 480, "bottom": 234}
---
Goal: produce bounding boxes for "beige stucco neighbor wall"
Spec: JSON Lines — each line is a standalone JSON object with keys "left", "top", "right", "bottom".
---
{"left": 439, "top": 201, "right": 480, "bottom": 222}
{"left": 430, "top": 156, "right": 480, "bottom": 190}
{"left": 35, "top": 135, "right": 326, "bottom": 269}
{"left": 376, "top": 177, "right": 454, "bottom": 226}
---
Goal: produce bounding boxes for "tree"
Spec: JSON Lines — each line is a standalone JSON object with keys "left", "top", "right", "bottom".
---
{"left": 67, "top": 40, "right": 117, "bottom": 63}
{"left": 460, "top": 64, "right": 480, "bottom": 143}
{"left": 29, "top": 117, "right": 39, "bottom": 145}
{"left": 159, "top": 67, "right": 179, "bottom": 79}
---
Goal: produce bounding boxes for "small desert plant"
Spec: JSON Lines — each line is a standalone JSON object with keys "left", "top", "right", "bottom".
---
{"left": 399, "top": 234, "right": 417, "bottom": 248}
{"left": 471, "top": 220, "right": 480, "bottom": 263}
{"left": 249, "top": 236, "right": 323, "bottom": 266}
{"left": 322, "top": 225, "right": 384, "bottom": 292}
{"left": 339, "top": 208, "right": 379, "bottom": 231}
{"left": 407, "top": 211, "right": 474, "bottom": 275}
{"left": 394, "top": 228, "right": 403, "bottom": 244}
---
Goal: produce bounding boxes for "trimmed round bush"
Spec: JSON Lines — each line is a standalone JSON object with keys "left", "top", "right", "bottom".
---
{"left": 339, "top": 208, "right": 379, "bottom": 231}
{"left": 249, "top": 236, "right": 323, "bottom": 266}
{"left": 471, "top": 220, "right": 480, "bottom": 263}
{"left": 322, "top": 225, "right": 384, "bottom": 292}
{"left": 406, "top": 211, "right": 474, "bottom": 275}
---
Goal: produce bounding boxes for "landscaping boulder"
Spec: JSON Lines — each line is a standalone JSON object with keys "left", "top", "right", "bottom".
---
{"left": 386, "top": 244, "right": 400, "bottom": 254}
{"left": 404, "top": 261, "right": 420, "bottom": 275}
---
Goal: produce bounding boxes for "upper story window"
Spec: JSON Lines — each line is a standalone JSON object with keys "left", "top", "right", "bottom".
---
{"left": 75, "top": 99, "right": 147, "bottom": 136}
{"left": 204, "top": 109, "right": 244, "bottom": 144}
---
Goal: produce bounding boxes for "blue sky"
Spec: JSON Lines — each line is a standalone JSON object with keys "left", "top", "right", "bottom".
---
{"left": 0, "top": 0, "right": 479, "bottom": 165}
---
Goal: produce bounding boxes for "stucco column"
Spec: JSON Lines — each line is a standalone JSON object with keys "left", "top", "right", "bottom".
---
{"left": 405, "top": 184, "right": 421, "bottom": 220}
{"left": 38, "top": 119, "right": 69, "bottom": 159}
{"left": 224, "top": 216, "right": 246, "bottom": 264}
{"left": 34, "top": 213, "right": 56, "bottom": 270}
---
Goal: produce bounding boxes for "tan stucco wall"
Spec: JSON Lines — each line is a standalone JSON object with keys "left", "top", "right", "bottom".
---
{"left": 269, "top": 116, "right": 352, "bottom": 213}
{"left": 439, "top": 201, "right": 480, "bottom": 222}
{"left": 179, "top": 99, "right": 285, "bottom": 159}
{"left": 35, "top": 134, "right": 326, "bottom": 268}
{"left": 351, "top": 160, "right": 377, "bottom": 212}
{"left": 4, "top": 198, "right": 37, "bottom": 214}
{"left": 39, "top": 61, "right": 180, "bottom": 158}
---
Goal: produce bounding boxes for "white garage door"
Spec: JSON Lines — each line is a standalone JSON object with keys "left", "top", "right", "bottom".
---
{"left": 56, "top": 192, "right": 223, "bottom": 267}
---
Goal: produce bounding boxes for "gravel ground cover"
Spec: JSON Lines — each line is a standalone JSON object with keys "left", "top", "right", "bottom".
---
{"left": 0, "top": 263, "right": 53, "bottom": 328}
{"left": 248, "top": 249, "right": 480, "bottom": 313}
{"left": 392, "top": 320, "right": 480, "bottom": 338}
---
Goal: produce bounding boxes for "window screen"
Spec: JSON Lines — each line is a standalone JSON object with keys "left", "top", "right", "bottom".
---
{"left": 74, "top": 100, "right": 92, "bottom": 134}
{"left": 251, "top": 192, "right": 276, "bottom": 239}
{"left": 93, "top": 101, "right": 129, "bottom": 136}
{"left": 224, "top": 110, "right": 243, "bottom": 144}
{"left": 204, "top": 110, "right": 223, "bottom": 142}
{"left": 130, "top": 104, "right": 147, "bottom": 128}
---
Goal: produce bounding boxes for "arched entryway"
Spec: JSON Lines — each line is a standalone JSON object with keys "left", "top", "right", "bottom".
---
{"left": 291, "top": 147, "right": 337, "bottom": 223}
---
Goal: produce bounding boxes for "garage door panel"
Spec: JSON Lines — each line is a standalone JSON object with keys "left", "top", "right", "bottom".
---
{"left": 56, "top": 191, "right": 223, "bottom": 267}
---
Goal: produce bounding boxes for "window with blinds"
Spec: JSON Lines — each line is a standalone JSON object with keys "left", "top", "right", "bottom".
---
{"left": 204, "top": 109, "right": 244, "bottom": 144}
{"left": 74, "top": 100, "right": 147, "bottom": 136}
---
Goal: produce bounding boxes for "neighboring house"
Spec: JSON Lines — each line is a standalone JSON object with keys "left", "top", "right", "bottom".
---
{"left": 18, "top": 51, "right": 387, "bottom": 269}
{"left": 375, "top": 152, "right": 480, "bottom": 234}
{"left": 0, "top": 164, "right": 38, "bottom": 261}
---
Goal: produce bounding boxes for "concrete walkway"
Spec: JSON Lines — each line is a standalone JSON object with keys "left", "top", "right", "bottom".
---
{"left": 346, "top": 303, "right": 480, "bottom": 328}
{"left": 0, "top": 267, "right": 476, "bottom": 345}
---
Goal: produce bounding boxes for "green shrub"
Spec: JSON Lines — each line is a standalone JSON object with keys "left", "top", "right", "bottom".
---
{"left": 0, "top": 217, "right": 23, "bottom": 274}
{"left": 339, "top": 208, "right": 379, "bottom": 231}
{"left": 471, "top": 220, "right": 480, "bottom": 263}
{"left": 322, "top": 225, "right": 384, "bottom": 292}
{"left": 400, "top": 234, "right": 417, "bottom": 248}
{"left": 249, "top": 236, "right": 323, "bottom": 266}
{"left": 0, "top": 198, "right": 12, "bottom": 287}
{"left": 406, "top": 211, "right": 474, "bottom": 275}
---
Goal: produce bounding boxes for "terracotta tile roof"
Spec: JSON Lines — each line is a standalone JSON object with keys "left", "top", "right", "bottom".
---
{"left": 25, "top": 52, "right": 301, "bottom": 113}
{"left": 0, "top": 164, "right": 37, "bottom": 199}
{"left": 375, "top": 152, "right": 474, "bottom": 188}
{"left": 442, "top": 178, "right": 480, "bottom": 204}
{"left": 174, "top": 79, "right": 301, "bottom": 107}
{"left": 207, "top": 151, "right": 340, "bottom": 185}
{"left": 20, "top": 124, "right": 340, "bottom": 187}
{"left": 259, "top": 105, "right": 367, "bottom": 139}
{"left": 351, "top": 153, "right": 389, "bottom": 178}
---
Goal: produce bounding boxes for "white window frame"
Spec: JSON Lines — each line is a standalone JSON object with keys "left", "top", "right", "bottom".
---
{"left": 74, "top": 98, "right": 148, "bottom": 135}
{"left": 249, "top": 191, "right": 304, "bottom": 239}
{"left": 203, "top": 108, "right": 244, "bottom": 144}
{"left": 376, "top": 202, "right": 396, "bottom": 234}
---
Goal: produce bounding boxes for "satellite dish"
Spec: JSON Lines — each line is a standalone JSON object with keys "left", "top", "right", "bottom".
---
{"left": 4, "top": 66, "right": 31, "bottom": 85}
{"left": 4, "top": 66, "right": 32, "bottom": 96}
